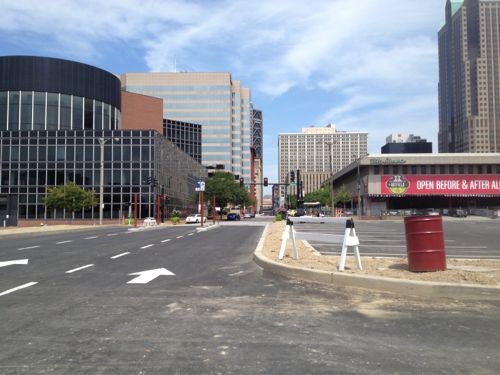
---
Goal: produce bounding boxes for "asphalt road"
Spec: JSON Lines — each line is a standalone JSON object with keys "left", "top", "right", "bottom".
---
{"left": 1, "top": 221, "right": 499, "bottom": 374}
{"left": 299, "top": 217, "right": 500, "bottom": 259}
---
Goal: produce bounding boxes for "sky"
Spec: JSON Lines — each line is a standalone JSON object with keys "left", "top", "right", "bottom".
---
{"left": 0, "top": 0, "right": 446, "bottom": 192}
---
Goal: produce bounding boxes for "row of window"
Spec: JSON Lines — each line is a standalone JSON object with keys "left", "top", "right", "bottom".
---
{"left": 0, "top": 91, "right": 120, "bottom": 131}
{"left": 372, "top": 164, "right": 500, "bottom": 175}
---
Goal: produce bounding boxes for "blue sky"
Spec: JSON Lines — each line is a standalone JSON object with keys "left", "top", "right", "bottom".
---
{"left": 0, "top": 0, "right": 445, "bottom": 192}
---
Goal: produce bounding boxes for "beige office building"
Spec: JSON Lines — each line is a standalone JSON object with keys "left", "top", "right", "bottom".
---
{"left": 438, "top": 0, "right": 500, "bottom": 153}
{"left": 278, "top": 124, "right": 368, "bottom": 198}
{"left": 120, "top": 72, "right": 253, "bottom": 182}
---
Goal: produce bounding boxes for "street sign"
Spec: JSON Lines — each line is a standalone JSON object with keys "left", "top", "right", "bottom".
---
{"left": 195, "top": 179, "right": 205, "bottom": 192}
{"left": 289, "top": 182, "right": 297, "bottom": 186}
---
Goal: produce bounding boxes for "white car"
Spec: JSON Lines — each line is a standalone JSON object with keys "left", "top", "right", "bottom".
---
{"left": 185, "top": 214, "right": 206, "bottom": 223}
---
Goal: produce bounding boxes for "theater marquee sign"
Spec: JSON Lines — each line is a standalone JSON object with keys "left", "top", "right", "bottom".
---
{"left": 380, "top": 175, "right": 500, "bottom": 196}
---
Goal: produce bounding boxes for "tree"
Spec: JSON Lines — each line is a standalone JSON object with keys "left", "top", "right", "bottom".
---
{"left": 304, "top": 186, "right": 331, "bottom": 206}
{"left": 335, "top": 184, "right": 352, "bottom": 209}
{"left": 203, "top": 172, "right": 253, "bottom": 218}
{"left": 44, "top": 182, "right": 98, "bottom": 218}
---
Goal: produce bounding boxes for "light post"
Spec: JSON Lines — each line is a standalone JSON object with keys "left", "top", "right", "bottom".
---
{"left": 98, "top": 138, "right": 108, "bottom": 225}
{"left": 326, "top": 141, "right": 336, "bottom": 216}
{"left": 98, "top": 137, "right": 119, "bottom": 225}
{"left": 353, "top": 154, "right": 364, "bottom": 219}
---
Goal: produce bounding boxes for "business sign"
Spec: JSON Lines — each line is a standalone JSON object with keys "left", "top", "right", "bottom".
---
{"left": 381, "top": 175, "right": 500, "bottom": 196}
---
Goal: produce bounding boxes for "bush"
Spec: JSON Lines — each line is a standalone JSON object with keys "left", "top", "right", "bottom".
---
{"left": 171, "top": 216, "right": 180, "bottom": 225}
{"left": 171, "top": 209, "right": 181, "bottom": 218}
{"left": 275, "top": 213, "right": 283, "bottom": 221}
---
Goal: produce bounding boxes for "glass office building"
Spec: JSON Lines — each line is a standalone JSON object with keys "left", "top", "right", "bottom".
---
{"left": 121, "top": 72, "right": 253, "bottom": 183}
{"left": 0, "top": 56, "right": 206, "bottom": 223}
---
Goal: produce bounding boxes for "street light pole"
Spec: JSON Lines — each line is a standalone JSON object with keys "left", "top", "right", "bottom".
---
{"left": 357, "top": 157, "right": 361, "bottom": 220}
{"left": 326, "top": 141, "right": 335, "bottom": 216}
{"left": 98, "top": 138, "right": 109, "bottom": 225}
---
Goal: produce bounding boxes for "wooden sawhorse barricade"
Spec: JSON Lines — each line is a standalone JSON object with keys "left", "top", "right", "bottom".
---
{"left": 278, "top": 216, "right": 362, "bottom": 272}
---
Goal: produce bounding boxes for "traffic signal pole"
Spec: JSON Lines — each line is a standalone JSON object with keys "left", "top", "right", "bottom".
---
{"left": 213, "top": 193, "right": 216, "bottom": 225}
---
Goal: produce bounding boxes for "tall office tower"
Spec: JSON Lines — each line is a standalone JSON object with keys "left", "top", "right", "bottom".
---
{"left": 252, "top": 109, "right": 263, "bottom": 212}
{"left": 120, "top": 73, "right": 253, "bottom": 182}
{"left": 278, "top": 124, "right": 368, "bottom": 198}
{"left": 438, "top": 0, "right": 500, "bottom": 153}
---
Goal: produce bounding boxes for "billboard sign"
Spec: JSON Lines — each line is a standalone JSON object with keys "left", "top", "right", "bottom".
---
{"left": 380, "top": 175, "right": 500, "bottom": 196}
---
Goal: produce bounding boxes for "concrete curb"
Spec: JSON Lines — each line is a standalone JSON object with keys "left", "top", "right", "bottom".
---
{"left": 253, "top": 225, "right": 500, "bottom": 301}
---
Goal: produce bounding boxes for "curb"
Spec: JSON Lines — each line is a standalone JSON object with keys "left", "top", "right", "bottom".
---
{"left": 253, "top": 225, "right": 500, "bottom": 301}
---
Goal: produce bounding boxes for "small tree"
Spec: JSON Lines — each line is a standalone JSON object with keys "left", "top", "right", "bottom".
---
{"left": 204, "top": 172, "right": 253, "bottom": 218}
{"left": 335, "top": 184, "right": 352, "bottom": 210}
{"left": 44, "top": 182, "right": 98, "bottom": 219}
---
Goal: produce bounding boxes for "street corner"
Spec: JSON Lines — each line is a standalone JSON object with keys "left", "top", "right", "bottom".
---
{"left": 253, "top": 221, "right": 500, "bottom": 302}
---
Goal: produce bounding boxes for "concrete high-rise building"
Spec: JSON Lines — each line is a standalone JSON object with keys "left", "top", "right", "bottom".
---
{"left": 438, "top": 0, "right": 500, "bottom": 153}
{"left": 278, "top": 124, "right": 368, "bottom": 198}
{"left": 120, "top": 72, "right": 253, "bottom": 183}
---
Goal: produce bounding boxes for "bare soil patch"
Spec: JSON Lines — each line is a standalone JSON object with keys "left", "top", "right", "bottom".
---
{"left": 262, "top": 221, "right": 500, "bottom": 286}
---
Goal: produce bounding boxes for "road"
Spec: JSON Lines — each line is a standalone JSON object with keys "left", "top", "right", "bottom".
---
{"left": 299, "top": 217, "right": 500, "bottom": 259}
{"left": 0, "top": 220, "right": 499, "bottom": 374}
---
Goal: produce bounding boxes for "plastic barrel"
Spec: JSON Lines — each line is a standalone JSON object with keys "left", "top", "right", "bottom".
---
{"left": 404, "top": 215, "right": 446, "bottom": 272}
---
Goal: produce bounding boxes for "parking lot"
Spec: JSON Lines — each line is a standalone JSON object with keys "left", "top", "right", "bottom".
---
{"left": 297, "top": 217, "right": 500, "bottom": 259}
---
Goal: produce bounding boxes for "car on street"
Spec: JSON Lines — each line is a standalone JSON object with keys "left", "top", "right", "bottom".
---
{"left": 450, "top": 208, "right": 468, "bottom": 217}
{"left": 185, "top": 214, "right": 206, "bottom": 223}
{"left": 227, "top": 213, "right": 241, "bottom": 221}
{"left": 243, "top": 212, "right": 255, "bottom": 219}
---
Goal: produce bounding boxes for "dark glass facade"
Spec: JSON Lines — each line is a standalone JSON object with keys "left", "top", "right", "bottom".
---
{"left": 0, "top": 56, "right": 207, "bottom": 223}
{"left": 381, "top": 142, "right": 433, "bottom": 154}
{"left": 164, "top": 118, "right": 202, "bottom": 163}
{"left": 0, "top": 130, "right": 206, "bottom": 220}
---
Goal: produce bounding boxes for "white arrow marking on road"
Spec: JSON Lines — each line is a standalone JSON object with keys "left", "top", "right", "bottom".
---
{"left": 127, "top": 268, "right": 175, "bottom": 284}
{"left": 0, "top": 282, "right": 38, "bottom": 297}
{"left": 0, "top": 259, "right": 29, "bottom": 268}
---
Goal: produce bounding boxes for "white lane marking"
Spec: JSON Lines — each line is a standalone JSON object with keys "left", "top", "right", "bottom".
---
{"left": 107, "top": 233, "right": 119, "bottom": 237}
{"left": 56, "top": 240, "right": 73, "bottom": 245}
{"left": 127, "top": 268, "right": 175, "bottom": 284}
{"left": 0, "top": 282, "right": 38, "bottom": 297}
{"left": 176, "top": 236, "right": 184, "bottom": 239}
{"left": 0, "top": 259, "right": 29, "bottom": 268}
{"left": 18, "top": 245, "right": 40, "bottom": 251}
{"left": 85, "top": 236, "right": 98, "bottom": 240}
{"left": 161, "top": 239, "right": 171, "bottom": 243}
{"left": 140, "top": 244, "right": 154, "bottom": 249}
{"left": 188, "top": 233, "right": 195, "bottom": 236}
{"left": 65, "top": 264, "right": 94, "bottom": 274}
{"left": 110, "top": 252, "right": 130, "bottom": 259}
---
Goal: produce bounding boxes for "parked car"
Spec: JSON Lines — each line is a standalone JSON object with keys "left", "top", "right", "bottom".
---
{"left": 243, "top": 213, "right": 253, "bottom": 219}
{"left": 450, "top": 209, "right": 468, "bottom": 217}
{"left": 185, "top": 214, "right": 206, "bottom": 223}
{"left": 227, "top": 213, "right": 241, "bottom": 221}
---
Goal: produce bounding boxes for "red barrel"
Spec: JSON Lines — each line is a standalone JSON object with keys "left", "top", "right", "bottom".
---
{"left": 404, "top": 215, "right": 446, "bottom": 272}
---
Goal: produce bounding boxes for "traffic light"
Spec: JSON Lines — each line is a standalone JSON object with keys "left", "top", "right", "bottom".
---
{"left": 264, "top": 177, "right": 268, "bottom": 187}
{"left": 239, "top": 177, "right": 244, "bottom": 187}
{"left": 290, "top": 171, "right": 295, "bottom": 182}
{"left": 161, "top": 184, "right": 165, "bottom": 195}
